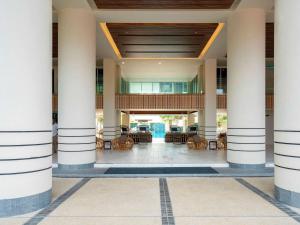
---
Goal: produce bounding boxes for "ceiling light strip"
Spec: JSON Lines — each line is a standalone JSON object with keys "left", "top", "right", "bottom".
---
{"left": 100, "top": 23, "right": 122, "bottom": 59}
{"left": 199, "top": 23, "right": 224, "bottom": 59}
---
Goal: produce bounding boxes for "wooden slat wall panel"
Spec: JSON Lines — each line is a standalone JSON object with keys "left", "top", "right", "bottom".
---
{"left": 52, "top": 94, "right": 273, "bottom": 111}
{"left": 217, "top": 95, "right": 227, "bottom": 109}
{"left": 115, "top": 94, "right": 205, "bottom": 110}
{"left": 266, "top": 95, "right": 274, "bottom": 110}
{"left": 96, "top": 95, "right": 103, "bottom": 109}
{"left": 52, "top": 95, "right": 58, "bottom": 112}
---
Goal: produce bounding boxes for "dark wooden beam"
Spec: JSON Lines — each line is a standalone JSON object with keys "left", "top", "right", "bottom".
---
{"left": 107, "top": 23, "right": 218, "bottom": 58}
{"left": 94, "top": 0, "right": 236, "bottom": 9}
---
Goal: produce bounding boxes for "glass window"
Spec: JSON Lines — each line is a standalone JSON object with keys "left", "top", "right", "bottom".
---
{"left": 96, "top": 68, "right": 103, "bottom": 94}
{"left": 174, "top": 82, "right": 183, "bottom": 93}
{"left": 183, "top": 83, "right": 188, "bottom": 93}
{"left": 160, "top": 82, "right": 173, "bottom": 93}
{"left": 141, "top": 83, "right": 153, "bottom": 93}
{"left": 129, "top": 83, "right": 142, "bottom": 93}
{"left": 152, "top": 83, "right": 160, "bottom": 93}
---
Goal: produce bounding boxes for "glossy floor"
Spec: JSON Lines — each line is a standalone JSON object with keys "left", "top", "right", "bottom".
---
{"left": 53, "top": 143, "right": 274, "bottom": 165}
{"left": 2, "top": 177, "right": 299, "bottom": 225}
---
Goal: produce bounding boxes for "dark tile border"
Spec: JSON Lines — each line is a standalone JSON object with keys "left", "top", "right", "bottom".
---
{"left": 275, "top": 185, "right": 300, "bottom": 208}
{"left": 0, "top": 189, "right": 51, "bottom": 217}
{"left": 235, "top": 178, "right": 300, "bottom": 223}
{"left": 159, "top": 178, "right": 175, "bottom": 225}
{"left": 58, "top": 163, "right": 94, "bottom": 170}
{"left": 23, "top": 178, "right": 91, "bottom": 225}
{"left": 229, "top": 162, "right": 265, "bottom": 169}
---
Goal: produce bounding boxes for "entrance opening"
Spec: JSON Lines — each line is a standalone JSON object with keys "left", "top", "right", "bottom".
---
{"left": 92, "top": 111, "right": 229, "bottom": 167}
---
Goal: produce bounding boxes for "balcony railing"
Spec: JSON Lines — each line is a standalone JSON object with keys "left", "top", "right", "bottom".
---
{"left": 52, "top": 94, "right": 274, "bottom": 111}
{"left": 115, "top": 94, "right": 204, "bottom": 110}
{"left": 216, "top": 94, "right": 274, "bottom": 110}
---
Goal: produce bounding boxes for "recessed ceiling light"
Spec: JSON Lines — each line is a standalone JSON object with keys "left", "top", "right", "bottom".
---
{"left": 158, "top": 61, "right": 162, "bottom": 65}
{"left": 121, "top": 61, "right": 125, "bottom": 65}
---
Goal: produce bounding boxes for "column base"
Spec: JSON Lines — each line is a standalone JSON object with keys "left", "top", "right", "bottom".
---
{"left": 275, "top": 186, "right": 300, "bottom": 208}
{"left": 58, "top": 163, "right": 95, "bottom": 170}
{"left": 0, "top": 189, "right": 51, "bottom": 217}
{"left": 229, "top": 162, "right": 265, "bottom": 169}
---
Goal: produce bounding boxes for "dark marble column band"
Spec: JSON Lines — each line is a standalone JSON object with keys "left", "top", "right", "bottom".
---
{"left": 229, "top": 162, "right": 265, "bottom": 169}
{"left": 275, "top": 186, "right": 300, "bottom": 208}
{"left": 58, "top": 163, "right": 94, "bottom": 170}
{"left": 0, "top": 189, "right": 51, "bottom": 217}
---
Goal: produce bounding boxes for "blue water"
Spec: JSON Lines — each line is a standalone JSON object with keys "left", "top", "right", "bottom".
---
{"left": 151, "top": 123, "right": 165, "bottom": 138}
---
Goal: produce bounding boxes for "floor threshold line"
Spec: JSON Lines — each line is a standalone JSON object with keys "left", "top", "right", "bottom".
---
{"left": 235, "top": 178, "right": 300, "bottom": 223}
{"left": 23, "top": 178, "right": 91, "bottom": 225}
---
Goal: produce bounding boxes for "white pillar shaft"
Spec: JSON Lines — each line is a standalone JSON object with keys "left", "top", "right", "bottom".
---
{"left": 122, "top": 113, "right": 130, "bottom": 127}
{"left": 227, "top": 9, "right": 266, "bottom": 167}
{"left": 103, "top": 59, "right": 120, "bottom": 140}
{"left": 0, "top": 0, "right": 52, "bottom": 216}
{"left": 58, "top": 9, "right": 96, "bottom": 169}
{"left": 187, "top": 113, "right": 195, "bottom": 126}
{"left": 198, "top": 110, "right": 205, "bottom": 136}
{"left": 274, "top": 0, "right": 300, "bottom": 208}
{"left": 203, "top": 59, "right": 217, "bottom": 141}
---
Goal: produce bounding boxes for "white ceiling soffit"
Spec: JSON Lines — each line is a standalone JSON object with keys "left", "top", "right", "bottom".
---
{"left": 52, "top": 0, "right": 91, "bottom": 10}
{"left": 120, "top": 59, "right": 201, "bottom": 82}
{"left": 237, "top": 0, "right": 274, "bottom": 22}
{"left": 96, "top": 24, "right": 118, "bottom": 60}
{"left": 95, "top": 10, "right": 231, "bottom": 23}
{"left": 204, "top": 23, "right": 227, "bottom": 59}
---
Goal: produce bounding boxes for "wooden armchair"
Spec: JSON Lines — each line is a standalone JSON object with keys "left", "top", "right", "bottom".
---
{"left": 96, "top": 137, "right": 104, "bottom": 150}
{"left": 187, "top": 135, "right": 208, "bottom": 150}
{"left": 217, "top": 133, "right": 227, "bottom": 150}
{"left": 112, "top": 136, "right": 134, "bottom": 150}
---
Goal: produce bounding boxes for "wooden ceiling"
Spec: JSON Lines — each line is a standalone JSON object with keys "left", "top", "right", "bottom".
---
{"left": 94, "top": 0, "right": 236, "bottom": 9}
{"left": 266, "top": 23, "right": 274, "bottom": 58}
{"left": 53, "top": 23, "right": 58, "bottom": 58}
{"left": 106, "top": 23, "right": 219, "bottom": 58}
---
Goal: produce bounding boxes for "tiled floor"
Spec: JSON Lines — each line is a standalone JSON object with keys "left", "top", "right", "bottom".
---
{"left": 2, "top": 177, "right": 299, "bottom": 225}
{"left": 53, "top": 143, "right": 274, "bottom": 165}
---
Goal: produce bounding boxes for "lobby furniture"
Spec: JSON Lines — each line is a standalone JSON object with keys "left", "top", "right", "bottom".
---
{"left": 165, "top": 132, "right": 196, "bottom": 143}
{"left": 128, "top": 132, "right": 152, "bottom": 144}
{"left": 96, "top": 137, "right": 104, "bottom": 150}
{"left": 187, "top": 135, "right": 208, "bottom": 150}
{"left": 112, "top": 136, "right": 134, "bottom": 150}
{"left": 217, "top": 133, "right": 227, "bottom": 150}
{"left": 172, "top": 133, "right": 183, "bottom": 144}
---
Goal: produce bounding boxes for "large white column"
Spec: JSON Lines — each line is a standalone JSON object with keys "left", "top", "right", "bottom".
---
{"left": 274, "top": 0, "right": 300, "bottom": 208}
{"left": 121, "top": 113, "right": 130, "bottom": 127}
{"left": 0, "top": 0, "right": 52, "bottom": 216}
{"left": 227, "top": 9, "right": 266, "bottom": 168}
{"left": 187, "top": 113, "right": 195, "bottom": 126}
{"left": 58, "top": 9, "right": 96, "bottom": 169}
{"left": 203, "top": 59, "right": 217, "bottom": 141}
{"left": 103, "top": 59, "right": 120, "bottom": 140}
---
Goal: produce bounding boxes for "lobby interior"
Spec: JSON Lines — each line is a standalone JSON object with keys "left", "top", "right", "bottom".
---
{"left": 1, "top": 0, "right": 300, "bottom": 224}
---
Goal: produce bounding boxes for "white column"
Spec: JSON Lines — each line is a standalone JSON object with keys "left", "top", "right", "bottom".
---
{"left": 187, "top": 113, "right": 195, "bottom": 126}
{"left": 58, "top": 9, "right": 96, "bottom": 169}
{"left": 198, "top": 110, "right": 205, "bottom": 137}
{"left": 274, "top": 0, "right": 300, "bottom": 208}
{"left": 103, "top": 59, "right": 120, "bottom": 140}
{"left": 227, "top": 9, "right": 266, "bottom": 168}
{"left": 0, "top": 0, "right": 52, "bottom": 216}
{"left": 121, "top": 113, "right": 130, "bottom": 127}
{"left": 203, "top": 59, "right": 217, "bottom": 141}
